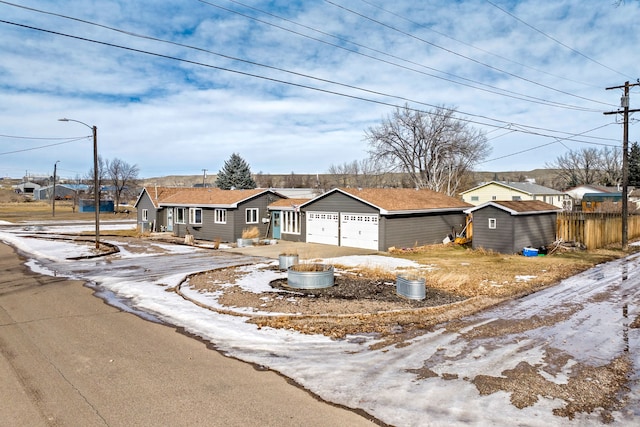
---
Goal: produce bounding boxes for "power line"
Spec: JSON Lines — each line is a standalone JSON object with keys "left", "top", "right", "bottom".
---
{"left": 485, "top": 0, "right": 631, "bottom": 80}
{"left": 197, "top": 0, "right": 601, "bottom": 112}
{"left": 356, "top": 0, "right": 602, "bottom": 90}
{"left": 0, "top": 136, "right": 90, "bottom": 156}
{"left": 2, "top": 17, "right": 621, "bottom": 148}
{"left": 322, "top": 0, "right": 616, "bottom": 107}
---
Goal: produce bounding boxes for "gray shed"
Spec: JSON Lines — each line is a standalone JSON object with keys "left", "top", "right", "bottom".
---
{"left": 465, "top": 200, "right": 561, "bottom": 254}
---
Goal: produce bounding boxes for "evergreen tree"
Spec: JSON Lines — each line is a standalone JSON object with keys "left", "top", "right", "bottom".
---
{"left": 629, "top": 142, "right": 640, "bottom": 187}
{"left": 215, "top": 153, "right": 257, "bottom": 189}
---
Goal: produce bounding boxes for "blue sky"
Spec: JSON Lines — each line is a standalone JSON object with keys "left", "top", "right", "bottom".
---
{"left": 1, "top": 0, "right": 639, "bottom": 180}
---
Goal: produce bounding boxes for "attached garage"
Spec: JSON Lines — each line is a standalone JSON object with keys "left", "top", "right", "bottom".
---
{"left": 340, "top": 213, "right": 379, "bottom": 250}
{"left": 299, "top": 188, "right": 471, "bottom": 251}
{"left": 306, "top": 212, "right": 339, "bottom": 245}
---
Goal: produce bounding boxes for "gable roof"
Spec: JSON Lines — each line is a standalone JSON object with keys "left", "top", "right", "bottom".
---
{"left": 301, "top": 187, "right": 472, "bottom": 215}
{"left": 464, "top": 200, "right": 561, "bottom": 215}
{"left": 160, "top": 188, "right": 281, "bottom": 208}
{"left": 134, "top": 186, "right": 198, "bottom": 209}
{"left": 460, "top": 181, "right": 563, "bottom": 196}
{"left": 268, "top": 198, "right": 310, "bottom": 210}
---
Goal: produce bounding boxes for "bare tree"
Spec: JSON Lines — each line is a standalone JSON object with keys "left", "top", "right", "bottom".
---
{"left": 106, "top": 158, "right": 139, "bottom": 211}
{"left": 547, "top": 147, "right": 618, "bottom": 189}
{"left": 86, "top": 155, "right": 107, "bottom": 201}
{"left": 365, "top": 105, "right": 490, "bottom": 196}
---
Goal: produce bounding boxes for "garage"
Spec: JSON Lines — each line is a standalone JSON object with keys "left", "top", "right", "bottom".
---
{"left": 340, "top": 213, "right": 379, "bottom": 250}
{"left": 306, "top": 212, "right": 339, "bottom": 245}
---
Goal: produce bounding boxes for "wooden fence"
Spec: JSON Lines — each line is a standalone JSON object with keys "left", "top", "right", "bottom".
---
{"left": 557, "top": 212, "right": 640, "bottom": 249}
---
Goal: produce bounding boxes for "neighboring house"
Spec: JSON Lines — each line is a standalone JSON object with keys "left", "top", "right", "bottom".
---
{"left": 564, "top": 185, "right": 625, "bottom": 212}
{"left": 34, "top": 184, "right": 89, "bottom": 201}
{"left": 464, "top": 200, "right": 561, "bottom": 254}
{"left": 581, "top": 193, "right": 622, "bottom": 212}
{"left": 290, "top": 187, "right": 472, "bottom": 251}
{"left": 13, "top": 181, "right": 41, "bottom": 196}
{"left": 134, "top": 187, "right": 285, "bottom": 241}
{"left": 460, "top": 181, "right": 566, "bottom": 209}
{"left": 267, "top": 198, "right": 310, "bottom": 241}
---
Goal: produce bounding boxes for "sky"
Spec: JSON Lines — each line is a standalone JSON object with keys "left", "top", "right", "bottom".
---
{"left": 1, "top": 0, "right": 640, "bottom": 180}
{"left": 0, "top": 220, "right": 638, "bottom": 425}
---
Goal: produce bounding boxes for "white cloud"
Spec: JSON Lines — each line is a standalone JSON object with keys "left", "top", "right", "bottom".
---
{"left": 1, "top": 0, "right": 639, "bottom": 179}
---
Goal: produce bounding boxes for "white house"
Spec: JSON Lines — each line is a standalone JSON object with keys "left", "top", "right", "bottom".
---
{"left": 460, "top": 181, "right": 566, "bottom": 209}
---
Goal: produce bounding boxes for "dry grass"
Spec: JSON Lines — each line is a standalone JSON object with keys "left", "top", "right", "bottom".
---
{"left": 390, "top": 244, "right": 626, "bottom": 299}
{"left": 241, "top": 226, "right": 260, "bottom": 239}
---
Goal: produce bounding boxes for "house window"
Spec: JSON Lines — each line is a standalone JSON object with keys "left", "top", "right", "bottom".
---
{"left": 189, "top": 208, "right": 202, "bottom": 225}
{"left": 488, "top": 218, "right": 497, "bottom": 229}
{"left": 471, "top": 196, "right": 479, "bottom": 202}
{"left": 491, "top": 196, "right": 497, "bottom": 201}
{"left": 245, "top": 208, "right": 259, "bottom": 224}
{"left": 282, "top": 210, "right": 300, "bottom": 234}
{"left": 175, "top": 208, "right": 186, "bottom": 224}
{"left": 142, "top": 209, "right": 148, "bottom": 222}
{"left": 512, "top": 196, "right": 522, "bottom": 201}
{"left": 214, "top": 208, "right": 227, "bottom": 224}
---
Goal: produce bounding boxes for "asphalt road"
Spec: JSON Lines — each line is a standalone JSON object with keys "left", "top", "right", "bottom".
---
{"left": 0, "top": 243, "right": 376, "bottom": 426}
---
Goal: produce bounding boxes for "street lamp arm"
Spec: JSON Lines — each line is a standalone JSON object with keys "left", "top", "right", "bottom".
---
{"left": 58, "top": 117, "right": 92, "bottom": 129}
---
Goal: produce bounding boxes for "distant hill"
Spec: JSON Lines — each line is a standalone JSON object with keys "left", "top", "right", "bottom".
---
{"left": 140, "top": 169, "right": 563, "bottom": 191}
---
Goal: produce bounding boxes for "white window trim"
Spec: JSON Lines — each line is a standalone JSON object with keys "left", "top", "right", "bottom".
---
{"left": 245, "top": 208, "right": 259, "bottom": 224}
{"left": 214, "top": 208, "right": 227, "bottom": 224}
{"left": 282, "top": 210, "right": 301, "bottom": 235}
{"left": 142, "top": 209, "right": 148, "bottom": 222}
{"left": 175, "top": 207, "right": 186, "bottom": 224}
{"left": 189, "top": 207, "right": 203, "bottom": 225}
{"left": 488, "top": 218, "right": 497, "bottom": 229}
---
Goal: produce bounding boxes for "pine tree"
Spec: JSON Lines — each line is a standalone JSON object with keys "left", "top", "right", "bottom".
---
{"left": 629, "top": 142, "right": 640, "bottom": 187}
{"left": 215, "top": 153, "right": 257, "bottom": 190}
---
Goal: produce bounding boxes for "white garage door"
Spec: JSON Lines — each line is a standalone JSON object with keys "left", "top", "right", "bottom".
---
{"left": 306, "top": 212, "right": 339, "bottom": 245}
{"left": 340, "top": 213, "right": 379, "bottom": 250}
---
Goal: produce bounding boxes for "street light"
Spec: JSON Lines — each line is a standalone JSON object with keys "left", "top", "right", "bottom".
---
{"left": 52, "top": 160, "right": 60, "bottom": 217}
{"left": 58, "top": 118, "right": 100, "bottom": 250}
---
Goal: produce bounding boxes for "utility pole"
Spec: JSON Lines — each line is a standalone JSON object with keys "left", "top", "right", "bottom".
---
{"left": 202, "top": 169, "right": 207, "bottom": 187}
{"left": 52, "top": 160, "right": 59, "bottom": 217}
{"left": 604, "top": 81, "right": 640, "bottom": 250}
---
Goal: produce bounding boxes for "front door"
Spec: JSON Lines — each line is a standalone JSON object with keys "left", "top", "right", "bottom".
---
{"left": 166, "top": 208, "right": 173, "bottom": 232}
{"left": 272, "top": 211, "right": 281, "bottom": 239}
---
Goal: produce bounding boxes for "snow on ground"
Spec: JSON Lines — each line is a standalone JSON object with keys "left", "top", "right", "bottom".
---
{"left": 0, "top": 221, "right": 638, "bottom": 427}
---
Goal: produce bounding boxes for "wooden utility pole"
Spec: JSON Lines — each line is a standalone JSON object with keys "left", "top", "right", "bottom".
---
{"left": 604, "top": 81, "right": 640, "bottom": 250}
{"left": 202, "top": 169, "right": 208, "bottom": 187}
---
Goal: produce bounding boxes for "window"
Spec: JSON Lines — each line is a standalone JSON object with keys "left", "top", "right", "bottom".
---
{"left": 282, "top": 210, "right": 300, "bottom": 234}
{"left": 512, "top": 196, "right": 522, "bottom": 201}
{"left": 142, "top": 209, "right": 148, "bottom": 221}
{"left": 214, "top": 208, "right": 227, "bottom": 224}
{"left": 488, "top": 218, "right": 497, "bottom": 229}
{"left": 175, "top": 208, "right": 186, "bottom": 224}
{"left": 491, "top": 196, "right": 497, "bottom": 201}
{"left": 471, "top": 196, "right": 479, "bottom": 202}
{"left": 245, "top": 208, "right": 259, "bottom": 224}
{"left": 189, "top": 208, "right": 202, "bottom": 225}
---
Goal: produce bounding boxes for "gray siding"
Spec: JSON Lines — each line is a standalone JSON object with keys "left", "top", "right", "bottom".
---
{"left": 381, "top": 213, "right": 467, "bottom": 250}
{"left": 303, "top": 192, "right": 378, "bottom": 214}
{"left": 171, "top": 192, "right": 283, "bottom": 242}
{"left": 136, "top": 191, "right": 161, "bottom": 231}
{"left": 472, "top": 207, "right": 514, "bottom": 253}
{"left": 512, "top": 213, "right": 557, "bottom": 251}
{"left": 472, "top": 206, "right": 557, "bottom": 253}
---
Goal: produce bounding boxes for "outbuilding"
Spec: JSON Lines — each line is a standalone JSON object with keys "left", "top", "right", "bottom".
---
{"left": 292, "top": 187, "right": 472, "bottom": 251}
{"left": 464, "top": 200, "right": 561, "bottom": 254}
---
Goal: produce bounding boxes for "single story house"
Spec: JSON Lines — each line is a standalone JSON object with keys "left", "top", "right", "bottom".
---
{"left": 564, "top": 184, "right": 621, "bottom": 211}
{"left": 272, "top": 187, "right": 472, "bottom": 251}
{"left": 464, "top": 200, "right": 561, "bottom": 254}
{"left": 134, "top": 187, "right": 285, "bottom": 241}
{"left": 460, "top": 181, "right": 566, "bottom": 209}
